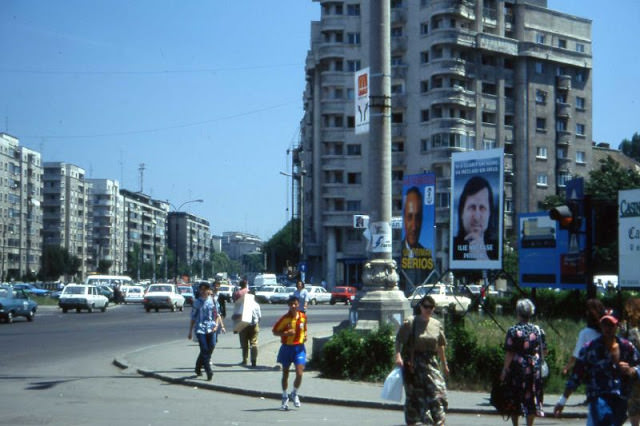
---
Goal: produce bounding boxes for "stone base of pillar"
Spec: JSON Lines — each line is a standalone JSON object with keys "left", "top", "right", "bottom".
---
{"left": 354, "top": 258, "right": 413, "bottom": 332}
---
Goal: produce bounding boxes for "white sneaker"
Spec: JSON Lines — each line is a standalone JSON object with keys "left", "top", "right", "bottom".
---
{"left": 290, "top": 392, "right": 301, "bottom": 408}
{"left": 280, "top": 395, "right": 289, "bottom": 411}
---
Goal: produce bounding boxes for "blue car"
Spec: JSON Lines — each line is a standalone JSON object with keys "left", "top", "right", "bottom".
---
{"left": 12, "top": 283, "right": 51, "bottom": 296}
{"left": 0, "top": 285, "right": 38, "bottom": 323}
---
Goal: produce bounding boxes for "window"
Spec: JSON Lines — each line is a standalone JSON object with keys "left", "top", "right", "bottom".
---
{"left": 576, "top": 123, "right": 585, "bottom": 136}
{"left": 483, "top": 138, "right": 496, "bottom": 149}
{"left": 557, "top": 147, "right": 567, "bottom": 159}
{"left": 436, "top": 193, "right": 450, "bottom": 209}
{"left": 392, "top": 141, "right": 404, "bottom": 152}
{"left": 347, "top": 4, "right": 360, "bottom": 16}
{"left": 420, "top": 51, "right": 429, "bottom": 63}
{"left": 346, "top": 200, "right": 361, "bottom": 211}
{"left": 421, "top": 109, "right": 430, "bottom": 122}
{"left": 558, "top": 174, "right": 571, "bottom": 187}
{"left": 557, "top": 93, "right": 567, "bottom": 103}
{"left": 535, "top": 62, "right": 544, "bottom": 74}
{"left": 347, "top": 32, "right": 361, "bottom": 45}
{"left": 420, "top": 22, "right": 428, "bottom": 35}
{"left": 536, "top": 33, "right": 545, "bottom": 44}
{"left": 432, "top": 46, "right": 443, "bottom": 59}
{"left": 557, "top": 119, "right": 567, "bottom": 132}
{"left": 391, "top": 55, "right": 403, "bottom": 66}
{"left": 347, "top": 60, "right": 361, "bottom": 72}
{"left": 481, "top": 55, "right": 496, "bottom": 66}
{"left": 537, "top": 174, "right": 548, "bottom": 187}
{"left": 536, "top": 147, "right": 547, "bottom": 159}
{"left": 392, "top": 170, "right": 404, "bottom": 181}
{"left": 421, "top": 138, "right": 429, "bottom": 151}
{"left": 482, "top": 82, "right": 497, "bottom": 95}
{"left": 391, "top": 27, "right": 403, "bottom": 37}
{"left": 482, "top": 112, "right": 496, "bottom": 124}
{"left": 536, "top": 117, "right": 546, "bottom": 130}
{"left": 420, "top": 80, "right": 429, "bottom": 93}
{"left": 535, "top": 89, "right": 547, "bottom": 104}
{"left": 347, "top": 144, "right": 361, "bottom": 156}
{"left": 576, "top": 97, "right": 586, "bottom": 110}
{"left": 575, "top": 70, "right": 585, "bottom": 82}
{"left": 347, "top": 88, "right": 354, "bottom": 100}
{"left": 391, "top": 0, "right": 403, "bottom": 8}
{"left": 391, "top": 83, "right": 403, "bottom": 94}
{"left": 576, "top": 151, "right": 586, "bottom": 164}
{"left": 576, "top": 43, "right": 585, "bottom": 53}
{"left": 558, "top": 39, "right": 567, "bottom": 49}
{"left": 347, "top": 116, "right": 355, "bottom": 128}
{"left": 347, "top": 173, "right": 362, "bottom": 184}
{"left": 505, "top": 199, "right": 513, "bottom": 213}
{"left": 391, "top": 112, "right": 403, "bottom": 123}
{"left": 504, "top": 58, "right": 514, "bottom": 70}
{"left": 504, "top": 114, "right": 514, "bottom": 126}
{"left": 557, "top": 66, "right": 567, "bottom": 76}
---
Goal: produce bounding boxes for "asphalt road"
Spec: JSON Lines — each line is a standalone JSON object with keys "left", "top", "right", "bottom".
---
{"left": 0, "top": 302, "right": 590, "bottom": 425}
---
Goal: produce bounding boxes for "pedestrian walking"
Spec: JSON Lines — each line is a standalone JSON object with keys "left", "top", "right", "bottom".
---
{"left": 554, "top": 309, "right": 640, "bottom": 426}
{"left": 621, "top": 298, "right": 640, "bottom": 426}
{"left": 500, "top": 298, "right": 546, "bottom": 426}
{"left": 272, "top": 296, "right": 307, "bottom": 410}
{"left": 212, "top": 280, "right": 227, "bottom": 346}
{"left": 239, "top": 298, "right": 261, "bottom": 367}
{"left": 187, "top": 282, "right": 218, "bottom": 381}
{"left": 562, "top": 298, "right": 604, "bottom": 375}
{"left": 232, "top": 279, "right": 249, "bottom": 302}
{"left": 395, "top": 295, "right": 449, "bottom": 426}
{"left": 293, "top": 280, "right": 310, "bottom": 313}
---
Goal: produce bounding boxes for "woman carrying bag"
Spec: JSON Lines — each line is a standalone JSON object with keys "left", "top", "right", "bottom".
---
{"left": 394, "top": 295, "right": 449, "bottom": 426}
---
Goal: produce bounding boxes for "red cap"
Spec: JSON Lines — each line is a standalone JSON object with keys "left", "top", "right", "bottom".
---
{"left": 600, "top": 310, "right": 619, "bottom": 325}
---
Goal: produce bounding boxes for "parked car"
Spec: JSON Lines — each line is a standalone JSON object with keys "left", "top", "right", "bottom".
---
{"left": 0, "top": 285, "right": 38, "bottom": 323}
{"left": 330, "top": 286, "right": 357, "bottom": 305}
{"left": 124, "top": 286, "right": 146, "bottom": 304}
{"left": 12, "top": 283, "right": 50, "bottom": 296}
{"left": 58, "top": 284, "right": 109, "bottom": 313}
{"left": 254, "top": 285, "right": 286, "bottom": 304}
{"left": 217, "top": 283, "right": 234, "bottom": 302}
{"left": 177, "top": 286, "right": 195, "bottom": 305}
{"left": 408, "top": 284, "right": 471, "bottom": 313}
{"left": 307, "top": 286, "right": 331, "bottom": 305}
{"left": 253, "top": 273, "right": 278, "bottom": 288}
{"left": 96, "top": 285, "right": 115, "bottom": 302}
{"left": 143, "top": 284, "right": 185, "bottom": 312}
{"left": 270, "top": 286, "right": 296, "bottom": 304}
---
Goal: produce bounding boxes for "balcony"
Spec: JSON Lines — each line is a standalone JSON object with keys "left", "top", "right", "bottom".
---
{"left": 392, "top": 93, "right": 407, "bottom": 109}
{"left": 318, "top": 43, "right": 346, "bottom": 60}
{"left": 391, "top": 7, "right": 407, "bottom": 24}
{"left": 476, "top": 33, "right": 518, "bottom": 56}
{"left": 391, "top": 124, "right": 405, "bottom": 138}
{"left": 423, "top": 58, "right": 469, "bottom": 78}
{"left": 320, "top": 16, "right": 345, "bottom": 30}
{"left": 428, "top": 87, "right": 476, "bottom": 108}
{"left": 320, "top": 98, "right": 347, "bottom": 114}
{"left": 391, "top": 64, "right": 408, "bottom": 79}
{"left": 321, "top": 157, "right": 346, "bottom": 170}
{"left": 392, "top": 152, "right": 406, "bottom": 167}
{"left": 391, "top": 36, "right": 408, "bottom": 53}
{"left": 428, "top": 29, "right": 475, "bottom": 48}
{"left": 556, "top": 102, "right": 571, "bottom": 118}
{"left": 321, "top": 128, "right": 346, "bottom": 140}
{"left": 556, "top": 132, "right": 572, "bottom": 146}
{"left": 557, "top": 75, "right": 572, "bottom": 91}
{"left": 320, "top": 71, "right": 348, "bottom": 85}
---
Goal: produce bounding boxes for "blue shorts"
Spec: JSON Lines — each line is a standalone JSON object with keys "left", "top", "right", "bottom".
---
{"left": 277, "top": 344, "right": 306, "bottom": 368}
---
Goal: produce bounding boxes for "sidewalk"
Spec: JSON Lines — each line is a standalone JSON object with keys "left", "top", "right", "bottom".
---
{"left": 113, "top": 321, "right": 587, "bottom": 418}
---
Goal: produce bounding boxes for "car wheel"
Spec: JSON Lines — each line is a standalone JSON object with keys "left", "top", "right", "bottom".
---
{"left": 27, "top": 309, "right": 35, "bottom": 321}
{"left": 101, "top": 304, "right": 107, "bottom": 313}
{"left": 62, "top": 308, "right": 68, "bottom": 313}
{"left": 311, "top": 299, "right": 317, "bottom": 305}
{"left": 76, "top": 308, "right": 81, "bottom": 313}
{"left": 6, "top": 311, "right": 13, "bottom": 324}
{"left": 171, "top": 303, "right": 176, "bottom": 312}
{"left": 155, "top": 308, "right": 159, "bottom": 312}
{"left": 88, "top": 304, "right": 94, "bottom": 313}
{"left": 330, "top": 299, "right": 336, "bottom": 305}
{"left": 179, "top": 305, "right": 184, "bottom": 312}
{"left": 145, "top": 307, "right": 151, "bottom": 313}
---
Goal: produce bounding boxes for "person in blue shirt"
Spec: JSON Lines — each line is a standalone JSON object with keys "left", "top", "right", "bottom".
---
{"left": 188, "top": 282, "right": 218, "bottom": 381}
{"left": 293, "top": 280, "right": 310, "bottom": 313}
{"left": 554, "top": 310, "right": 640, "bottom": 426}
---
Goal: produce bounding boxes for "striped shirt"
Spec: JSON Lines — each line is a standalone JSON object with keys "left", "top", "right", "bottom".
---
{"left": 272, "top": 311, "right": 307, "bottom": 345}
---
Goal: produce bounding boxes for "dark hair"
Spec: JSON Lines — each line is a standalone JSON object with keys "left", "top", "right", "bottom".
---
{"left": 239, "top": 280, "right": 248, "bottom": 288}
{"left": 198, "top": 282, "right": 210, "bottom": 290}
{"left": 586, "top": 298, "right": 605, "bottom": 328}
{"left": 405, "top": 186, "right": 423, "bottom": 206}
{"left": 288, "top": 295, "right": 299, "bottom": 305}
{"left": 414, "top": 295, "right": 436, "bottom": 315}
{"left": 456, "top": 175, "right": 494, "bottom": 239}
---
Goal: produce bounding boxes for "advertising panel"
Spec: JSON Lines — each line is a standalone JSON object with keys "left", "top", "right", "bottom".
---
{"left": 449, "top": 149, "right": 503, "bottom": 270}
{"left": 619, "top": 189, "right": 640, "bottom": 287}
{"left": 400, "top": 173, "right": 436, "bottom": 293}
{"left": 354, "top": 68, "right": 369, "bottom": 135}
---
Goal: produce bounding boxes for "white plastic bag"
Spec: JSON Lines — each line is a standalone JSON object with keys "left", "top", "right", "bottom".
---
{"left": 381, "top": 367, "right": 404, "bottom": 402}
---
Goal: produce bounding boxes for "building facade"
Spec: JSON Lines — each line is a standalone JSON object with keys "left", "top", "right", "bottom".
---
{"left": 168, "top": 211, "right": 211, "bottom": 280}
{"left": 88, "top": 179, "right": 125, "bottom": 275}
{"left": 300, "top": 0, "right": 592, "bottom": 287}
{"left": 221, "top": 231, "right": 263, "bottom": 261}
{"left": 42, "top": 162, "right": 92, "bottom": 278}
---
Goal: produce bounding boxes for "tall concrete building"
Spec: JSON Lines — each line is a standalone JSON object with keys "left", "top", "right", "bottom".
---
{"left": 168, "top": 211, "right": 211, "bottom": 280}
{"left": 42, "top": 162, "right": 92, "bottom": 279}
{"left": 88, "top": 179, "right": 125, "bottom": 275}
{"left": 0, "top": 133, "right": 43, "bottom": 280}
{"left": 300, "top": 0, "right": 592, "bottom": 287}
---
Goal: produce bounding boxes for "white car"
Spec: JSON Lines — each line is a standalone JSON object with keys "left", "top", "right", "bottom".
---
{"left": 58, "top": 284, "right": 109, "bottom": 313}
{"left": 408, "top": 284, "right": 472, "bottom": 313}
{"left": 270, "top": 286, "right": 296, "bottom": 304}
{"left": 306, "top": 286, "right": 331, "bottom": 305}
{"left": 217, "top": 283, "right": 234, "bottom": 302}
{"left": 254, "top": 285, "right": 286, "bottom": 304}
{"left": 143, "top": 284, "right": 185, "bottom": 312}
{"left": 123, "top": 285, "right": 145, "bottom": 304}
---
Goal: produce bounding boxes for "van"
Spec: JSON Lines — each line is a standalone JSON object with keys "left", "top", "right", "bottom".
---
{"left": 253, "top": 273, "right": 278, "bottom": 288}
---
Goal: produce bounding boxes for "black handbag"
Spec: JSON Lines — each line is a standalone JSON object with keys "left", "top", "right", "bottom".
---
{"left": 490, "top": 380, "right": 518, "bottom": 419}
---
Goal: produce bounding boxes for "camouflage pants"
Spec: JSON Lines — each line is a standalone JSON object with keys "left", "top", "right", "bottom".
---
{"left": 403, "top": 351, "right": 447, "bottom": 425}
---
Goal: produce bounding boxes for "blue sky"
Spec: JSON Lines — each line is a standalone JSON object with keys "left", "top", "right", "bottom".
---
{"left": 1, "top": 1, "right": 638, "bottom": 241}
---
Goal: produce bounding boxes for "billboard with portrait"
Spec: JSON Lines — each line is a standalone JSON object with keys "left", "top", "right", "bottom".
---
{"left": 400, "top": 173, "right": 436, "bottom": 293}
{"left": 619, "top": 189, "right": 640, "bottom": 287}
{"left": 450, "top": 149, "right": 503, "bottom": 270}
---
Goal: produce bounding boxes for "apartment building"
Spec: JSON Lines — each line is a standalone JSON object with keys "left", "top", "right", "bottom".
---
{"left": 221, "top": 231, "right": 263, "bottom": 261}
{"left": 168, "top": 211, "right": 211, "bottom": 279}
{"left": 88, "top": 179, "right": 125, "bottom": 275}
{"left": 42, "top": 162, "right": 92, "bottom": 278}
{"left": 0, "top": 133, "right": 43, "bottom": 280}
{"left": 300, "top": 0, "right": 592, "bottom": 287}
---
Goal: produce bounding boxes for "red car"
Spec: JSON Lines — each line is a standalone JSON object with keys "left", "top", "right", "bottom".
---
{"left": 330, "top": 286, "right": 357, "bottom": 305}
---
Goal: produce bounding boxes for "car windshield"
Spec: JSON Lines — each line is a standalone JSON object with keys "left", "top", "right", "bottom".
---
{"left": 64, "top": 286, "right": 86, "bottom": 295}
{"left": 178, "top": 288, "right": 191, "bottom": 294}
{"left": 149, "top": 286, "right": 171, "bottom": 292}
{"left": 0, "top": 288, "right": 8, "bottom": 297}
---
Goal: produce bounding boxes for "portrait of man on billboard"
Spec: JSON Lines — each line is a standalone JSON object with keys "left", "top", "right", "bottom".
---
{"left": 400, "top": 174, "right": 435, "bottom": 293}
{"left": 450, "top": 149, "right": 503, "bottom": 270}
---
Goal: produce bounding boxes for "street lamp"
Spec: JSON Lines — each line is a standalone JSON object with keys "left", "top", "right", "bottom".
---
{"left": 171, "top": 199, "right": 203, "bottom": 283}
{"left": 279, "top": 168, "right": 306, "bottom": 262}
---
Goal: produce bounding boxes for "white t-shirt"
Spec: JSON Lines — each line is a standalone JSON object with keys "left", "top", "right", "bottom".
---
{"left": 573, "top": 327, "right": 601, "bottom": 358}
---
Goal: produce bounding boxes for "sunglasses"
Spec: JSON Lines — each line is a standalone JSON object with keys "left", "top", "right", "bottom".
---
{"left": 421, "top": 304, "right": 435, "bottom": 310}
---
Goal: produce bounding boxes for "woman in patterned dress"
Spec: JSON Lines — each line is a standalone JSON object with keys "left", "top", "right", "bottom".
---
{"left": 500, "top": 298, "right": 547, "bottom": 426}
{"left": 395, "top": 295, "right": 449, "bottom": 426}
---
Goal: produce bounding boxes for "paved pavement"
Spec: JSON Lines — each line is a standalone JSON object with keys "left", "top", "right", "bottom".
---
{"left": 113, "top": 320, "right": 588, "bottom": 419}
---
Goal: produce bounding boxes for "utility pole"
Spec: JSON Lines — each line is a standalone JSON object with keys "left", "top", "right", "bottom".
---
{"left": 355, "top": 0, "right": 411, "bottom": 331}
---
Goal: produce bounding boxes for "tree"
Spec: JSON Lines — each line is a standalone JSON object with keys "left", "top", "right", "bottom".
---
{"left": 263, "top": 219, "right": 299, "bottom": 274}
{"left": 619, "top": 132, "right": 640, "bottom": 162}
{"left": 39, "top": 246, "right": 82, "bottom": 281}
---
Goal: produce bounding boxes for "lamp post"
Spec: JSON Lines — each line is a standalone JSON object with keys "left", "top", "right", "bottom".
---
{"left": 171, "top": 199, "right": 203, "bottom": 283}
{"left": 279, "top": 168, "right": 306, "bottom": 263}
{"left": 151, "top": 219, "right": 157, "bottom": 283}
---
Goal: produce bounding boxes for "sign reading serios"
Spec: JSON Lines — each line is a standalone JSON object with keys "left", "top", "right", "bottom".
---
{"left": 619, "top": 189, "right": 640, "bottom": 287}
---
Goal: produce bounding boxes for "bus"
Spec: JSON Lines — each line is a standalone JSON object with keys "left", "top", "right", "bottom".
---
{"left": 85, "top": 275, "right": 134, "bottom": 288}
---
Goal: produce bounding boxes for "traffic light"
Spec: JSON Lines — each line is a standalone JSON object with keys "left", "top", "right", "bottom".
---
{"left": 549, "top": 202, "right": 582, "bottom": 232}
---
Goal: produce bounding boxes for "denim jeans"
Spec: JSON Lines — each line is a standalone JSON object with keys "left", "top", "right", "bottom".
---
{"left": 196, "top": 332, "right": 215, "bottom": 374}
